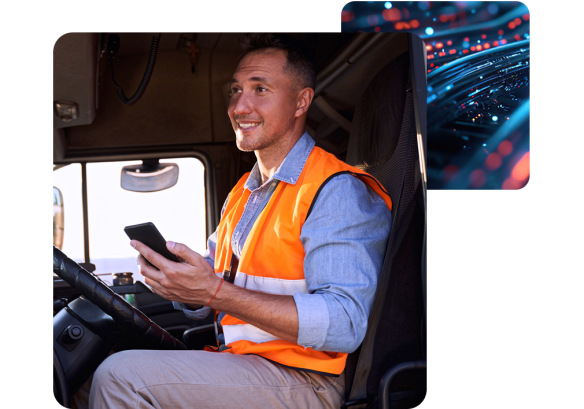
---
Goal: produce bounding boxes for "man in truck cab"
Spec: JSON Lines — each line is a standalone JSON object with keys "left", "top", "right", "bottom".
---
{"left": 87, "top": 34, "right": 393, "bottom": 409}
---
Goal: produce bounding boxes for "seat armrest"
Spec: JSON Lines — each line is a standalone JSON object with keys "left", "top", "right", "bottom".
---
{"left": 379, "top": 360, "right": 426, "bottom": 409}
{"left": 183, "top": 324, "right": 216, "bottom": 350}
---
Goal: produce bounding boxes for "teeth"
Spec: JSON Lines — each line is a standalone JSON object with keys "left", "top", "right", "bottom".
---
{"left": 238, "top": 123, "right": 260, "bottom": 129}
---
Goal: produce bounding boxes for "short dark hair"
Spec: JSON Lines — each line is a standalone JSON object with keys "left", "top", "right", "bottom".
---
{"left": 239, "top": 34, "right": 316, "bottom": 90}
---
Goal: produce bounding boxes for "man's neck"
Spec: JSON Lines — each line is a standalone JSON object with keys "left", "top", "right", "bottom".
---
{"left": 255, "top": 128, "right": 304, "bottom": 184}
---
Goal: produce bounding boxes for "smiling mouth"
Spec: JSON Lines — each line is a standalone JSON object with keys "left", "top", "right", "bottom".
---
{"left": 237, "top": 121, "right": 261, "bottom": 131}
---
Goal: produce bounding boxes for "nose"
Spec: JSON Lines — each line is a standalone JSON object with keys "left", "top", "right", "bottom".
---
{"left": 231, "top": 90, "right": 252, "bottom": 117}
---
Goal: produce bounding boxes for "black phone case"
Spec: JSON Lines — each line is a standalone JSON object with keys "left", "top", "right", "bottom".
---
{"left": 124, "top": 222, "right": 180, "bottom": 270}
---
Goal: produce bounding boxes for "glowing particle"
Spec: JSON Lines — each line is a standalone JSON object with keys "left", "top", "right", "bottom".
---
{"left": 341, "top": 11, "right": 354, "bottom": 22}
{"left": 488, "top": 3, "right": 499, "bottom": 14}
{"left": 367, "top": 14, "right": 379, "bottom": 26}
{"left": 511, "top": 152, "right": 530, "bottom": 182}
{"left": 498, "top": 140, "right": 513, "bottom": 156}
{"left": 382, "top": 7, "right": 401, "bottom": 21}
{"left": 485, "top": 152, "right": 503, "bottom": 170}
{"left": 482, "top": 143, "right": 487, "bottom": 147}
{"left": 524, "top": 33, "right": 530, "bottom": 39}
{"left": 384, "top": 1, "right": 392, "bottom": 8}
{"left": 503, "top": 177, "right": 521, "bottom": 189}
{"left": 492, "top": 116, "right": 498, "bottom": 121}
{"left": 418, "top": 1, "right": 430, "bottom": 11}
{"left": 425, "top": 27, "right": 434, "bottom": 35}
{"left": 498, "top": 29, "right": 504, "bottom": 35}
{"left": 469, "top": 169, "right": 486, "bottom": 188}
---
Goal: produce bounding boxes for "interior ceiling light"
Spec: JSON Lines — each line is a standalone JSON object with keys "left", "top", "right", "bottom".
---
{"left": 54, "top": 101, "right": 79, "bottom": 122}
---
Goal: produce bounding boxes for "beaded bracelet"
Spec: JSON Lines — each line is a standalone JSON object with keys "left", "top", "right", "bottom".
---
{"left": 205, "top": 278, "right": 224, "bottom": 308}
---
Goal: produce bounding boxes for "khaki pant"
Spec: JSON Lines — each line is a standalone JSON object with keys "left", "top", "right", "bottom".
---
{"left": 83, "top": 350, "right": 345, "bottom": 409}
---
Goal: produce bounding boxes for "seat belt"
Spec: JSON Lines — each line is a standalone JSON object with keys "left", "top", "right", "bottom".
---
{"left": 223, "top": 253, "right": 239, "bottom": 284}
{"left": 214, "top": 253, "right": 240, "bottom": 343}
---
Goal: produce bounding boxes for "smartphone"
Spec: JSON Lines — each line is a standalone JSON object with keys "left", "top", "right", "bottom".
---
{"left": 124, "top": 222, "right": 180, "bottom": 270}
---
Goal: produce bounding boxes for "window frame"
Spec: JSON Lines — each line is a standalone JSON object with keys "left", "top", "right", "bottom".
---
{"left": 54, "top": 150, "right": 216, "bottom": 267}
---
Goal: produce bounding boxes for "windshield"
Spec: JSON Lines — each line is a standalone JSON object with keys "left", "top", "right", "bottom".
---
{"left": 53, "top": 157, "right": 206, "bottom": 285}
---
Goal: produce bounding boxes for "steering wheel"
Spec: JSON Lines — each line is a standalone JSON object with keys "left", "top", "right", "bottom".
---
{"left": 53, "top": 246, "right": 186, "bottom": 350}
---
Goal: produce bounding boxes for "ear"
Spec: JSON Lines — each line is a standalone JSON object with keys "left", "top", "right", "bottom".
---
{"left": 295, "top": 87, "right": 315, "bottom": 118}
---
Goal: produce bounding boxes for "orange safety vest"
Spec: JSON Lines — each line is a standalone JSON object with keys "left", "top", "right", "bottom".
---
{"left": 209, "top": 145, "right": 392, "bottom": 375}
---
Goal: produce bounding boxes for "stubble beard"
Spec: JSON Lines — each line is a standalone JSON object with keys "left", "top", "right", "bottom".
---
{"left": 236, "top": 117, "right": 296, "bottom": 154}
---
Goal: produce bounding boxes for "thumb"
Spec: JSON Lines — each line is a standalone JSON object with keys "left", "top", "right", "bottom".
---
{"left": 166, "top": 241, "right": 198, "bottom": 263}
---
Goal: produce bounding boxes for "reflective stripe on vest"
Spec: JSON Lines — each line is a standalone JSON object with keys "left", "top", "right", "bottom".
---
{"left": 213, "top": 145, "right": 392, "bottom": 375}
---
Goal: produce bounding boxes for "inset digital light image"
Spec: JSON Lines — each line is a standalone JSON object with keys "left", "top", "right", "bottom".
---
{"left": 342, "top": 1, "right": 530, "bottom": 189}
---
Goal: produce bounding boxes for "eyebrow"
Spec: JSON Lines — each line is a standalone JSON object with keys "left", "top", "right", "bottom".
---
{"left": 231, "top": 76, "right": 271, "bottom": 84}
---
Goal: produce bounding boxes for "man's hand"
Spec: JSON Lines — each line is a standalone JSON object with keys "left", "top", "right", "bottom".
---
{"left": 132, "top": 240, "right": 221, "bottom": 309}
{"left": 131, "top": 240, "right": 299, "bottom": 344}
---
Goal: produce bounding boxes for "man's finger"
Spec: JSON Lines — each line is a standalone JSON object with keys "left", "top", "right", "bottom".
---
{"left": 137, "top": 255, "right": 165, "bottom": 282}
{"left": 131, "top": 240, "right": 174, "bottom": 272}
{"left": 144, "top": 276, "right": 170, "bottom": 299}
{"left": 166, "top": 241, "right": 205, "bottom": 265}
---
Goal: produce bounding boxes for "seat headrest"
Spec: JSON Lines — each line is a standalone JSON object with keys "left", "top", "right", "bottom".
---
{"left": 350, "top": 51, "right": 410, "bottom": 169}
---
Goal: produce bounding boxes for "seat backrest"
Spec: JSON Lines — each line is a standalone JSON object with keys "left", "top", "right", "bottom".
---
{"left": 344, "top": 43, "right": 426, "bottom": 407}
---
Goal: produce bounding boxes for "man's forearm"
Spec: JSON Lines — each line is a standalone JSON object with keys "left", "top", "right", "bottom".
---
{"left": 211, "top": 281, "right": 299, "bottom": 344}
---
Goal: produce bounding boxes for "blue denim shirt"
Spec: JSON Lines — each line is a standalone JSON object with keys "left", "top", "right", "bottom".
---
{"left": 174, "top": 132, "right": 392, "bottom": 353}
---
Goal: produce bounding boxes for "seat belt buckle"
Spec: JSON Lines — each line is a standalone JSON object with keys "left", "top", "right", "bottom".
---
{"left": 222, "top": 253, "right": 239, "bottom": 284}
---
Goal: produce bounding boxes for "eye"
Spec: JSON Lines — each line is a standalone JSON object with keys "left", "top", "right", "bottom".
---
{"left": 231, "top": 87, "right": 241, "bottom": 95}
{"left": 257, "top": 86, "right": 267, "bottom": 92}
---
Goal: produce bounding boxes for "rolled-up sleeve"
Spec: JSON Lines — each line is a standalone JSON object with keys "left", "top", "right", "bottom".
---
{"left": 295, "top": 174, "right": 391, "bottom": 353}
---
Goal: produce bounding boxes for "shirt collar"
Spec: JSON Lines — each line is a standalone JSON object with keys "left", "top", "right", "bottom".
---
{"left": 244, "top": 132, "right": 315, "bottom": 191}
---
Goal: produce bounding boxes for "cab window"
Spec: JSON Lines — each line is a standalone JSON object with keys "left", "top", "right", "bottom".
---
{"left": 53, "top": 158, "right": 206, "bottom": 285}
